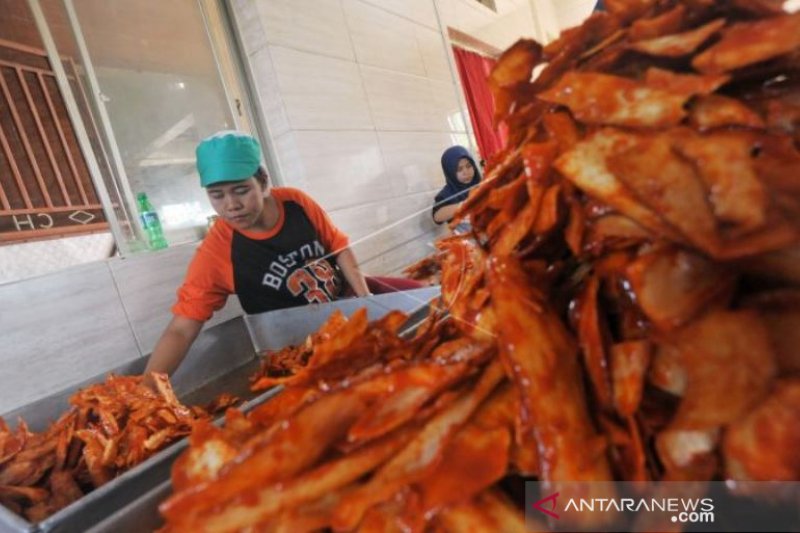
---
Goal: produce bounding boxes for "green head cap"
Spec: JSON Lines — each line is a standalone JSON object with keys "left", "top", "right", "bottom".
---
{"left": 195, "top": 131, "right": 262, "bottom": 188}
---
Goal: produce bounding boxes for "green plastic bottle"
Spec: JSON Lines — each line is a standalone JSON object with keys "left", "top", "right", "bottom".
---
{"left": 136, "top": 192, "right": 168, "bottom": 250}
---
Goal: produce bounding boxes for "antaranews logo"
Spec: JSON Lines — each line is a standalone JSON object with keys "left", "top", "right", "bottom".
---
{"left": 559, "top": 496, "right": 714, "bottom": 523}
{"left": 530, "top": 492, "right": 714, "bottom": 524}
{"left": 526, "top": 481, "right": 799, "bottom": 532}
{"left": 531, "top": 492, "right": 560, "bottom": 520}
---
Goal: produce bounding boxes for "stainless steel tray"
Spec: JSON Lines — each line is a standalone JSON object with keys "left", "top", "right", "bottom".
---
{"left": 84, "top": 479, "right": 171, "bottom": 533}
{"left": 244, "top": 286, "right": 441, "bottom": 352}
{"left": 0, "top": 510, "right": 33, "bottom": 533}
{"left": 82, "top": 289, "right": 443, "bottom": 533}
{"left": 1, "top": 289, "right": 441, "bottom": 533}
{"left": 39, "top": 386, "right": 283, "bottom": 533}
{"left": 0, "top": 318, "right": 263, "bottom": 533}
{"left": 0, "top": 383, "right": 282, "bottom": 533}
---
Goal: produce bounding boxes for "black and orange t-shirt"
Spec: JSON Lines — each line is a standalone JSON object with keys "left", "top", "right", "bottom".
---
{"left": 172, "top": 187, "right": 350, "bottom": 320}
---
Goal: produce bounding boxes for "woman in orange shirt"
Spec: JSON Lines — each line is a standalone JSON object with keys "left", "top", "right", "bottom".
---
{"left": 144, "top": 131, "right": 372, "bottom": 378}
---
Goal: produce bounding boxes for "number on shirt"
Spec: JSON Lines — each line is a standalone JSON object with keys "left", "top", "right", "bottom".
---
{"left": 308, "top": 260, "right": 339, "bottom": 297}
{"left": 287, "top": 268, "right": 330, "bottom": 304}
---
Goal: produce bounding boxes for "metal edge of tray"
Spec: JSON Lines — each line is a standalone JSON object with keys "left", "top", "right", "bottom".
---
{"left": 0, "top": 506, "right": 35, "bottom": 533}
{"left": 82, "top": 386, "right": 286, "bottom": 533}
{"left": 7, "top": 290, "right": 437, "bottom": 533}
{"left": 245, "top": 286, "right": 441, "bottom": 353}
{"left": 0, "top": 384, "right": 283, "bottom": 533}
{"left": 84, "top": 479, "right": 173, "bottom": 533}
{"left": 3, "top": 364, "right": 276, "bottom": 529}
{"left": 37, "top": 430, "right": 188, "bottom": 533}
{"left": 36, "top": 384, "right": 283, "bottom": 533}
{"left": 67, "top": 291, "right": 440, "bottom": 533}
{"left": 79, "top": 297, "right": 441, "bottom": 533}
{"left": 0, "top": 318, "right": 257, "bottom": 532}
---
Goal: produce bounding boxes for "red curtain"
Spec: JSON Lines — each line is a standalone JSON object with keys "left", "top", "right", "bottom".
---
{"left": 452, "top": 46, "right": 508, "bottom": 160}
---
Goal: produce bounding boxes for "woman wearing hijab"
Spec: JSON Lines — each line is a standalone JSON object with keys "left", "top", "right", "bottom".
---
{"left": 432, "top": 145, "right": 481, "bottom": 233}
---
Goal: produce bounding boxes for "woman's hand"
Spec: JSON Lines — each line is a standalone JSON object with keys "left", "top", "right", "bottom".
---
{"left": 432, "top": 202, "right": 461, "bottom": 224}
{"left": 143, "top": 315, "right": 204, "bottom": 388}
{"left": 336, "top": 248, "right": 370, "bottom": 297}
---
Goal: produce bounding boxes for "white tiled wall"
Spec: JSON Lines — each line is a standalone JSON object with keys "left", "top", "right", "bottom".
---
{"left": 415, "top": 25, "right": 453, "bottom": 81}
{"left": 287, "top": 130, "right": 389, "bottom": 210}
{"left": 270, "top": 46, "right": 374, "bottom": 130}
{"left": 256, "top": 0, "right": 355, "bottom": 60}
{"left": 361, "top": 0, "right": 440, "bottom": 28}
{"left": 348, "top": 1, "right": 429, "bottom": 76}
{"left": 0, "top": 244, "right": 244, "bottom": 414}
{"left": 0, "top": 261, "right": 140, "bottom": 412}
